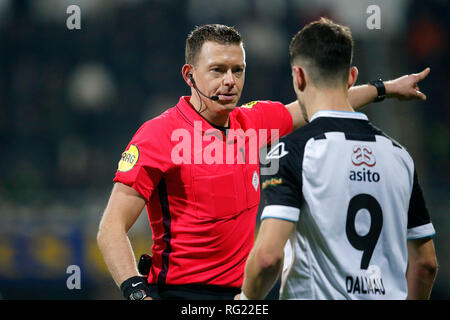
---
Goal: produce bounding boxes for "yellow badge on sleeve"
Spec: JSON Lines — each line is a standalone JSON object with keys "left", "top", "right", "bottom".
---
{"left": 118, "top": 144, "right": 139, "bottom": 172}
{"left": 241, "top": 101, "right": 258, "bottom": 109}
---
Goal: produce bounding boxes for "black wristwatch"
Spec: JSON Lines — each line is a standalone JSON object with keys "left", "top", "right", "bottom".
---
{"left": 369, "top": 79, "right": 386, "bottom": 102}
{"left": 120, "top": 276, "right": 152, "bottom": 300}
{"left": 129, "top": 289, "right": 148, "bottom": 300}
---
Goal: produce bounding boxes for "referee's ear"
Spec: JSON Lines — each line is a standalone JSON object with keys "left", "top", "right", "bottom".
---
{"left": 182, "top": 64, "right": 195, "bottom": 88}
{"left": 348, "top": 66, "right": 358, "bottom": 89}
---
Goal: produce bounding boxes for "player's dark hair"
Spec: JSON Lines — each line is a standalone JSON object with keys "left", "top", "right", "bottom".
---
{"left": 185, "top": 24, "right": 243, "bottom": 66}
{"left": 289, "top": 18, "right": 354, "bottom": 87}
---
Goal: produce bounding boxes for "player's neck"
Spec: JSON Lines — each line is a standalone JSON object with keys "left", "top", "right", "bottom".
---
{"left": 305, "top": 87, "right": 354, "bottom": 120}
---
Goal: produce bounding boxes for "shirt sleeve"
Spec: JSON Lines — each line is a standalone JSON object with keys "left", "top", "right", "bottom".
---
{"left": 113, "top": 121, "right": 171, "bottom": 201}
{"left": 407, "top": 170, "right": 435, "bottom": 240}
{"left": 260, "top": 139, "right": 302, "bottom": 222}
{"left": 239, "top": 100, "right": 293, "bottom": 147}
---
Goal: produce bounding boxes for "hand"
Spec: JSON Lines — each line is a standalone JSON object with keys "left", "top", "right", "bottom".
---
{"left": 385, "top": 67, "right": 430, "bottom": 101}
{"left": 143, "top": 296, "right": 153, "bottom": 300}
{"left": 234, "top": 293, "right": 241, "bottom": 300}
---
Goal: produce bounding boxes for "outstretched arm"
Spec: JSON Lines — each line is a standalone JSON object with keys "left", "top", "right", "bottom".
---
{"left": 286, "top": 68, "right": 431, "bottom": 130}
{"left": 349, "top": 67, "right": 430, "bottom": 108}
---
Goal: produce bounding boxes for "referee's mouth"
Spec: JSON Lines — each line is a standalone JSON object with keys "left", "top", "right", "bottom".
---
{"left": 217, "top": 93, "right": 237, "bottom": 101}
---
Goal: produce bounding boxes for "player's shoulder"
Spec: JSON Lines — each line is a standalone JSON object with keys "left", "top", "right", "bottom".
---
{"left": 281, "top": 119, "right": 327, "bottom": 150}
{"left": 367, "top": 122, "right": 413, "bottom": 160}
{"left": 267, "top": 124, "right": 321, "bottom": 161}
{"left": 367, "top": 121, "right": 403, "bottom": 148}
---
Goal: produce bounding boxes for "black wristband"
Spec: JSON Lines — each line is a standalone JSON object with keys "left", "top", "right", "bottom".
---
{"left": 369, "top": 79, "right": 386, "bottom": 102}
{"left": 120, "top": 276, "right": 152, "bottom": 300}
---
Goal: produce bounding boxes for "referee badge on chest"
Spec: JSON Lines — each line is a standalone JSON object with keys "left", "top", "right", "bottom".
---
{"left": 252, "top": 170, "right": 259, "bottom": 191}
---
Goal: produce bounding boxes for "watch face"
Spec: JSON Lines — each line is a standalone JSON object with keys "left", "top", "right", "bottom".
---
{"left": 131, "top": 290, "right": 145, "bottom": 300}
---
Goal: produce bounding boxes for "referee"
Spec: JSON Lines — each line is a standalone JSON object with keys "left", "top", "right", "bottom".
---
{"left": 239, "top": 18, "right": 438, "bottom": 300}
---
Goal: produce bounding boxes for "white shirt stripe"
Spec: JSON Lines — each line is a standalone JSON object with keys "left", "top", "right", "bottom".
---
{"left": 261, "top": 205, "right": 300, "bottom": 222}
{"left": 407, "top": 222, "right": 436, "bottom": 240}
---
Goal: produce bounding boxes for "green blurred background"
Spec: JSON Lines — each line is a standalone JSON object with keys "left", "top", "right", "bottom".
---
{"left": 0, "top": 0, "right": 448, "bottom": 299}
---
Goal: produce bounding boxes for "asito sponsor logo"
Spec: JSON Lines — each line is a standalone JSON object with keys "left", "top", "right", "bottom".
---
{"left": 349, "top": 168, "right": 380, "bottom": 182}
{"left": 349, "top": 145, "right": 380, "bottom": 182}
{"left": 352, "top": 145, "right": 376, "bottom": 167}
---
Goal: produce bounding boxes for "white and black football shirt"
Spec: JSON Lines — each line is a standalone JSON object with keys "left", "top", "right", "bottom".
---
{"left": 261, "top": 110, "right": 435, "bottom": 300}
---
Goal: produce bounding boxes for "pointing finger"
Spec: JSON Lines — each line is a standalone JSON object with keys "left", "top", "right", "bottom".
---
{"left": 414, "top": 67, "right": 431, "bottom": 81}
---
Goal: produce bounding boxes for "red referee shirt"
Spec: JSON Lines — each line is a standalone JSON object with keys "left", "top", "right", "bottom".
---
{"left": 114, "top": 96, "right": 293, "bottom": 288}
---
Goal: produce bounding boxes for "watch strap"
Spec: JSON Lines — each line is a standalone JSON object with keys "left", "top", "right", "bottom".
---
{"left": 120, "top": 276, "right": 152, "bottom": 300}
{"left": 369, "top": 79, "right": 386, "bottom": 102}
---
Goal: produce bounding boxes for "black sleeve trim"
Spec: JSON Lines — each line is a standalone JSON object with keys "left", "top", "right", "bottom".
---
{"left": 407, "top": 170, "right": 431, "bottom": 229}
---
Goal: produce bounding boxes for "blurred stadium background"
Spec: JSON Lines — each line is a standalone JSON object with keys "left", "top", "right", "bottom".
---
{"left": 0, "top": 0, "right": 448, "bottom": 300}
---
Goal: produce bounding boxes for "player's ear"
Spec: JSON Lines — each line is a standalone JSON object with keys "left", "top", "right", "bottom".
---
{"left": 182, "top": 64, "right": 194, "bottom": 87}
{"left": 348, "top": 66, "right": 358, "bottom": 89}
{"left": 293, "top": 66, "right": 307, "bottom": 92}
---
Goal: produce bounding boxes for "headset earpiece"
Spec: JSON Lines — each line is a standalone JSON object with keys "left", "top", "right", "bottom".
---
{"left": 188, "top": 73, "right": 194, "bottom": 84}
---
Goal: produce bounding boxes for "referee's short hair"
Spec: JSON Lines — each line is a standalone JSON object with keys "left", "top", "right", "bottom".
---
{"left": 289, "top": 18, "right": 354, "bottom": 87}
{"left": 185, "top": 24, "right": 243, "bottom": 66}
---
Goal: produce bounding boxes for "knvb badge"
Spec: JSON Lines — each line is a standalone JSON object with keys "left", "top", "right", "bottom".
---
{"left": 252, "top": 170, "right": 259, "bottom": 191}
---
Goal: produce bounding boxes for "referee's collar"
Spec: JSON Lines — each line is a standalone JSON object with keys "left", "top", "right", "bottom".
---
{"left": 310, "top": 110, "right": 368, "bottom": 122}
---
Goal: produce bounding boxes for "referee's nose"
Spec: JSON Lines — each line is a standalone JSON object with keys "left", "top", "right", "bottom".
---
{"left": 223, "top": 69, "right": 236, "bottom": 88}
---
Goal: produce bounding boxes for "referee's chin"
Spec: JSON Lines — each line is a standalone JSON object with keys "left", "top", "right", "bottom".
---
{"left": 216, "top": 101, "right": 238, "bottom": 113}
